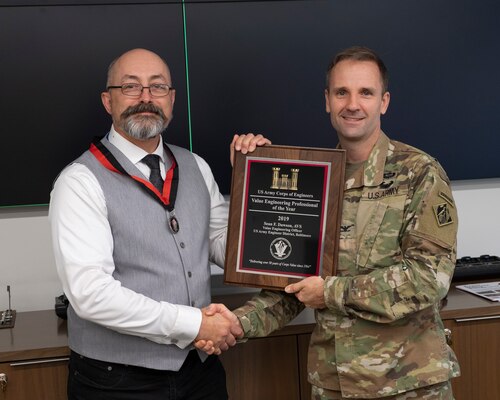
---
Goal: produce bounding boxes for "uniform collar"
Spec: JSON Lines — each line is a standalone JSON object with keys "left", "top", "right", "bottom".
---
{"left": 341, "top": 131, "right": 391, "bottom": 190}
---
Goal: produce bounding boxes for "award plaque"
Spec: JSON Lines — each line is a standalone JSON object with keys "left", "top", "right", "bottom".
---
{"left": 224, "top": 145, "right": 345, "bottom": 290}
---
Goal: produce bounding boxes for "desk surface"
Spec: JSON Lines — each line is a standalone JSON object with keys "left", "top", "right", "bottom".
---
{"left": 2, "top": 282, "right": 500, "bottom": 363}
{"left": 440, "top": 281, "right": 500, "bottom": 319}
{"left": 0, "top": 310, "right": 69, "bottom": 363}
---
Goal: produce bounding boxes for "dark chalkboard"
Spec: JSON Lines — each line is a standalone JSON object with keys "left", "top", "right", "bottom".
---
{"left": 1, "top": 0, "right": 499, "bottom": 206}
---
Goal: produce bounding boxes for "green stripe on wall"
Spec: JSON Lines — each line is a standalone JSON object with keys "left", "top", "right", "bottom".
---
{"left": 181, "top": 0, "right": 193, "bottom": 152}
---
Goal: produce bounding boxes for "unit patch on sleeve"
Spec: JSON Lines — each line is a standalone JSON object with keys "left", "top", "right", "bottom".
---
{"left": 433, "top": 203, "right": 453, "bottom": 227}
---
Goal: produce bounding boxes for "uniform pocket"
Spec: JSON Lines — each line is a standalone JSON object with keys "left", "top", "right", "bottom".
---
{"left": 356, "top": 202, "right": 388, "bottom": 269}
{"left": 356, "top": 194, "right": 406, "bottom": 273}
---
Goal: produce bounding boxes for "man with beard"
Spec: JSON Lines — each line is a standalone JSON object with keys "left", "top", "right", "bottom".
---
{"left": 49, "top": 48, "right": 267, "bottom": 400}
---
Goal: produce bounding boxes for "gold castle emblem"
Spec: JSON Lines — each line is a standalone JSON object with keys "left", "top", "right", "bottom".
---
{"left": 271, "top": 167, "right": 299, "bottom": 191}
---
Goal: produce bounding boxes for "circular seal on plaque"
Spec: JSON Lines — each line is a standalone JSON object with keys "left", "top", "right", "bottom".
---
{"left": 270, "top": 237, "right": 292, "bottom": 260}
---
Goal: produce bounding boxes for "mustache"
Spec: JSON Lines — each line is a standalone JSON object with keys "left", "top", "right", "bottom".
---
{"left": 121, "top": 103, "right": 167, "bottom": 120}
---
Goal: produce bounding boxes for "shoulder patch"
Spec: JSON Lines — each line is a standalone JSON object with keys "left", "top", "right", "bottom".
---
{"left": 433, "top": 203, "right": 453, "bottom": 227}
{"left": 438, "top": 191, "right": 455, "bottom": 207}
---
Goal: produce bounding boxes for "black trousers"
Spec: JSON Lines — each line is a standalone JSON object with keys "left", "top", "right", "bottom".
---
{"left": 67, "top": 350, "right": 228, "bottom": 400}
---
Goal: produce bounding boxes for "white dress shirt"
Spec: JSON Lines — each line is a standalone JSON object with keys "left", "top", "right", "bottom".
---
{"left": 49, "top": 126, "right": 228, "bottom": 349}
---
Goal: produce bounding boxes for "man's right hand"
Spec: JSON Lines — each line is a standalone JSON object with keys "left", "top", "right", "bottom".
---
{"left": 194, "top": 303, "right": 243, "bottom": 355}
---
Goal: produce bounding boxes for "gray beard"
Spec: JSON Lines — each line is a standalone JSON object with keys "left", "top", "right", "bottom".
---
{"left": 123, "top": 114, "right": 169, "bottom": 140}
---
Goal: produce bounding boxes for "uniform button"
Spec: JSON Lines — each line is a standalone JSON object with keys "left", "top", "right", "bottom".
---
{"left": 188, "top": 271, "right": 192, "bottom": 278}
{"left": 180, "top": 242, "right": 185, "bottom": 248}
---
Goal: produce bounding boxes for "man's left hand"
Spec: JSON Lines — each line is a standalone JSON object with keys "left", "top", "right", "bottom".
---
{"left": 285, "top": 276, "right": 326, "bottom": 309}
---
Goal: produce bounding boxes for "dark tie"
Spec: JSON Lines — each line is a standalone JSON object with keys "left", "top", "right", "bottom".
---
{"left": 142, "top": 154, "right": 164, "bottom": 193}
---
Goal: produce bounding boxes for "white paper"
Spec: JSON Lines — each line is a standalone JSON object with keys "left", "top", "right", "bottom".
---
{"left": 456, "top": 281, "right": 500, "bottom": 302}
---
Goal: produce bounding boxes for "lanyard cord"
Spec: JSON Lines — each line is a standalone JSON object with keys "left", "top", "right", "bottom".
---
{"left": 89, "top": 137, "right": 179, "bottom": 212}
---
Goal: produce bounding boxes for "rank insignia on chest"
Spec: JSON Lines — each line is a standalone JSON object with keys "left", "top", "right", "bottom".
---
{"left": 433, "top": 203, "right": 453, "bottom": 227}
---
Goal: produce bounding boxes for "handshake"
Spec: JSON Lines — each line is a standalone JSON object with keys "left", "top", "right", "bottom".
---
{"left": 194, "top": 303, "right": 243, "bottom": 356}
{"left": 192, "top": 276, "right": 326, "bottom": 355}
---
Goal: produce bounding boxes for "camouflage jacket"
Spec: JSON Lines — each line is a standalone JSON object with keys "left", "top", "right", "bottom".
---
{"left": 233, "top": 132, "right": 460, "bottom": 398}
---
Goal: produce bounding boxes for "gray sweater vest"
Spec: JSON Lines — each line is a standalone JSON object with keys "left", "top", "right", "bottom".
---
{"left": 68, "top": 138, "right": 211, "bottom": 370}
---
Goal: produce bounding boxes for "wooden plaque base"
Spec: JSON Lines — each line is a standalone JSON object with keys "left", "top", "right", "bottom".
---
{"left": 224, "top": 145, "right": 345, "bottom": 290}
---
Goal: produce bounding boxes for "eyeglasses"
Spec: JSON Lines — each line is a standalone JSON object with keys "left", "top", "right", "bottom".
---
{"left": 107, "top": 83, "right": 174, "bottom": 98}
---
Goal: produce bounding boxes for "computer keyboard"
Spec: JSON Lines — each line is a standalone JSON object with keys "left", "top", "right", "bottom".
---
{"left": 452, "top": 254, "right": 500, "bottom": 282}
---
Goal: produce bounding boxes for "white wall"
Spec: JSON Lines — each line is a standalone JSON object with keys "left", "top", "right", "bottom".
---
{"left": 0, "top": 207, "right": 61, "bottom": 313}
{"left": 451, "top": 178, "right": 500, "bottom": 256}
{"left": 1, "top": 178, "right": 499, "bottom": 312}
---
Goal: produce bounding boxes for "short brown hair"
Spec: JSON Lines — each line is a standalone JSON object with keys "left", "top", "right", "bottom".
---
{"left": 325, "top": 46, "right": 389, "bottom": 93}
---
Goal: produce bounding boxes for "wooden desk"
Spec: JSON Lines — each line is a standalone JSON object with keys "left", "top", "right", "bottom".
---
{"left": 441, "top": 282, "right": 500, "bottom": 400}
{"left": 1, "top": 284, "right": 499, "bottom": 400}
{"left": 0, "top": 311, "right": 69, "bottom": 399}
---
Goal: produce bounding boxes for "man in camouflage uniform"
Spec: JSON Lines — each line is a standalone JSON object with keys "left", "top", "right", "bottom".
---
{"left": 227, "top": 47, "right": 460, "bottom": 399}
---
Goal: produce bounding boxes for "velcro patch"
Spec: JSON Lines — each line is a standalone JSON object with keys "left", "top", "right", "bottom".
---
{"left": 433, "top": 203, "right": 453, "bottom": 227}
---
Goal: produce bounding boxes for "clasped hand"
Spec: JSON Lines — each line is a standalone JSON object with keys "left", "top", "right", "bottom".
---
{"left": 194, "top": 304, "right": 243, "bottom": 355}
